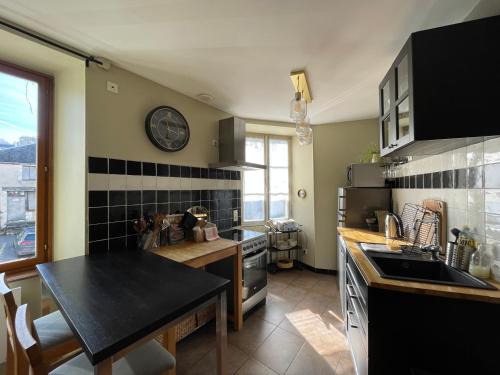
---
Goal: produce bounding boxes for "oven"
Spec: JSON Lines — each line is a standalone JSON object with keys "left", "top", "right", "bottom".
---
{"left": 242, "top": 247, "right": 267, "bottom": 312}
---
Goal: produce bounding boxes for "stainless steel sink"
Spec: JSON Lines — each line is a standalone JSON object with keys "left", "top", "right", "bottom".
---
{"left": 364, "top": 252, "right": 496, "bottom": 290}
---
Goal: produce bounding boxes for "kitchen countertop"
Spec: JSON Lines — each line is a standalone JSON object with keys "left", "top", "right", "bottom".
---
{"left": 152, "top": 238, "right": 239, "bottom": 268}
{"left": 337, "top": 227, "right": 500, "bottom": 304}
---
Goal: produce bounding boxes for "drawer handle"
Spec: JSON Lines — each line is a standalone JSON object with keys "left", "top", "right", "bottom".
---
{"left": 347, "top": 284, "right": 358, "bottom": 299}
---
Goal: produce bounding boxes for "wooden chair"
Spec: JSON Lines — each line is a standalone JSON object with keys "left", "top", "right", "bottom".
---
{"left": 0, "top": 273, "right": 80, "bottom": 374}
{"left": 15, "top": 304, "right": 176, "bottom": 375}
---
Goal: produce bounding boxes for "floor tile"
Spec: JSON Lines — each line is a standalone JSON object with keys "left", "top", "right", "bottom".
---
{"left": 184, "top": 344, "right": 248, "bottom": 375}
{"left": 285, "top": 343, "right": 338, "bottom": 375}
{"left": 235, "top": 358, "right": 278, "bottom": 375}
{"left": 253, "top": 327, "right": 305, "bottom": 374}
{"left": 229, "top": 314, "right": 277, "bottom": 354}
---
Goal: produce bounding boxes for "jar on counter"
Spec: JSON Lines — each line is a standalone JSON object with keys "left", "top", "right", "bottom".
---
{"left": 469, "top": 244, "right": 492, "bottom": 279}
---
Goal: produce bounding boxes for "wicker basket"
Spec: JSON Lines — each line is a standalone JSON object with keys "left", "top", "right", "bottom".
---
{"left": 155, "top": 303, "right": 216, "bottom": 344}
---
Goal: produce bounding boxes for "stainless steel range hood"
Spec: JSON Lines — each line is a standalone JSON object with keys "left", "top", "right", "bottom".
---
{"left": 209, "top": 117, "right": 266, "bottom": 170}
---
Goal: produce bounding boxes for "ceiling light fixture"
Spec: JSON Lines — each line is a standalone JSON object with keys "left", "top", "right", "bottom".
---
{"left": 196, "top": 93, "right": 215, "bottom": 103}
{"left": 290, "top": 71, "right": 313, "bottom": 145}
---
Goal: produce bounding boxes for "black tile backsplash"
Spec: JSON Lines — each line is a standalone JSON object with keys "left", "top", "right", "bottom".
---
{"left": 416, "top": 174, "right": 423, "bottom": 189}
{"left": 109, "top": 191, "right": 126, "bottom": 206}
{"left": 109, "top": 159, "right": 126, "bottom": 174}
{"left": 442, "top": 170, "right": 454, "bottom": 188}
{"left": 394, "top": 162, "right": 500, "bottom": 190}
{"left": 89, "top": 157, "right": 108, "bottom": 174}
{"left": 157, "top": 163, "right": 170, "bottom": 177}
{"left": 126, "top": 161, "right": 141, "bottom": 175}
{"left": 142, "top": 162, "right": 156, "bottom": 176}
{"left": 170, "top": 165, "right": 180, "bottom": 177}
{"left": 88, "top": 157, "right": 242, "bottom": 255}
{"left": 467, "top": 166, "right": 484, "bottom": 189}
{"left": 89, "top": 191, "right": 108, "bottom": 207}
{"left": 432, "top": 172, "right": 442, "bottom": 189}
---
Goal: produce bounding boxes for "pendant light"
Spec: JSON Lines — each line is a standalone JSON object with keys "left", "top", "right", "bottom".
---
{"left": 290, "top": 76, "right": 307, "bottom": 121}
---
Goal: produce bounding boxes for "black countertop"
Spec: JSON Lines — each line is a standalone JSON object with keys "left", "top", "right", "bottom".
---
{"left": 37, "top": 251, "right": 229, "bottom": 364}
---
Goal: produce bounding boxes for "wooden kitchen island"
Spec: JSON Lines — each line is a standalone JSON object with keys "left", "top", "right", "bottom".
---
{"left": 152, "top": 238, "right": 242, "bottom": 375}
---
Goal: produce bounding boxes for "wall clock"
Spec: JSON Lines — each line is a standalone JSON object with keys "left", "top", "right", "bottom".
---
{"left": 145, "top": 106, "right": 190, "bottom": 152}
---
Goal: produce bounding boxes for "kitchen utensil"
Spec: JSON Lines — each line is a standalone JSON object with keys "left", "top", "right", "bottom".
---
{"left": 450, "top": 228, "right": 461, "bottom": 243}
{"left": 385, "top": 213, "right": 404, "bottom": 239}
{"left": 422, "top": 199, "right": 447, "bottom": 252}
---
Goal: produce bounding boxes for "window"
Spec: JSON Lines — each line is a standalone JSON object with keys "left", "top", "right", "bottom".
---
{"left": 0, "top": 60, "right": 53, "bottom": 273}
{"left": 22, "top": 165, "right": 36, "bottom": 181}
{"left": 243, "top": 135, "right": 290, "bottom": 223}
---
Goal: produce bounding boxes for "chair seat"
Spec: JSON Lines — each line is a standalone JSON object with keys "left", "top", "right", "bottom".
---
{"left": 49, "top": 340, "right": 175, "bottom": 375}
{"left": 33, "top": 310, "right": 75, "bottom": 351}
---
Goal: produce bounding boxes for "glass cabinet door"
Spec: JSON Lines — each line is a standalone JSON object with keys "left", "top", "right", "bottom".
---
{"left": 396, "top": 97, "right": 410, "bottom": 140}
{"left": 396, "top": 54, "right": 409, "bottom": 99}
{"left": 381, "top": 115, "right": 393, "bottom": 149}
{"left": 381, "top": 81, "right": 391, "bottom": 116}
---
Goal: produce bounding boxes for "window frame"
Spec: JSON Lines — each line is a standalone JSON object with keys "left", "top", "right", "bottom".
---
{"left": 242, "top": 133, "right": 292, "bottom": 225}
{"left": 0, "top": 59, "right": 53, "bottom": 274}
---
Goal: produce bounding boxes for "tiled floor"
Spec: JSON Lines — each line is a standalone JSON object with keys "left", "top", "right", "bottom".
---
{"left": 176, "top": 269, "right": 355, "bottom": 375}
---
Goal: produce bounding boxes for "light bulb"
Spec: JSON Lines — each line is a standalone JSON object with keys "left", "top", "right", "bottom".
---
{"left": 290, "top": 91, "right": 307, "bottom": 121}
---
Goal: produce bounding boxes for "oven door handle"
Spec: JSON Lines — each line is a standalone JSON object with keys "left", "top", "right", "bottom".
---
{"left": 243, "top": 249, "right": 268, "bottom": 264}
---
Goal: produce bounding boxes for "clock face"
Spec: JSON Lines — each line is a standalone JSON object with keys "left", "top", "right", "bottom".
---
{"left": 145, "top": 106, "right": 190, "bottom": 152}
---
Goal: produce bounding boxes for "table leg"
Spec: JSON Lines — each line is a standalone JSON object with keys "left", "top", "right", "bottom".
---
{"left": 216, "top": 291, "right": 227, "bottom": 375}
{"left": 163, "top": 326, "right": 177, "bottom": 375}
{"left": 94, "top": 358, "right": 112, "bottom": 375}
{"left": 233, "top": 245, "right": 243, "bottom": 331}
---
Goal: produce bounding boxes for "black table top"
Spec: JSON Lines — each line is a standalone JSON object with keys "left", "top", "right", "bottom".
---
{"left": 37, "top": 251, "right": 229, "bottom": 365}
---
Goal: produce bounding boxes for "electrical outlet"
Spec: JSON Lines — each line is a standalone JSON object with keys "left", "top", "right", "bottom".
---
{"left": 303, "top": 248, "right": 308, "bottom": 255}
{"left": 212, "top": 139, "right": 218, "bottom": 147}
{"left": 233, "top": 209, "right": 238, "bottom": 222}
{"left": 106, "top": 81, "right": 118, "bottom": 94}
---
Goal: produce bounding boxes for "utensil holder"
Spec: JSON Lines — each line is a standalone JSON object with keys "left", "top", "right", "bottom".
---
{"left": 445, "top": 242, "right": 456, "bottom": 266}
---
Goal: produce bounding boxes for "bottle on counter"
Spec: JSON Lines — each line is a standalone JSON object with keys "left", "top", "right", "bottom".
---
{"left": 469, "top": 243, "right": 492, "bottom": 279}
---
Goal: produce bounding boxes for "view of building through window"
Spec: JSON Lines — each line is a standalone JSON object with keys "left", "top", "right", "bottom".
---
{"left": 0, "top": 71, "right": 38, "bottom": 263}
{"left": 243, "top": 135, "right": 290, "bottom": 222}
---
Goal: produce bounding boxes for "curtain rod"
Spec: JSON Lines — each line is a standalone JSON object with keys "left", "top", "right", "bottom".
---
{"left": 0, "top": 17, "right": 103, "bottom": 67}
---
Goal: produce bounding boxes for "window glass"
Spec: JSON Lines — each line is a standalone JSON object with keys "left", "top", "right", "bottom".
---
{"left": 0, "top": 70, "right": 39, "bottom": 263}
{"left": 243, "top": 136, "right": 290, "bottom": 222}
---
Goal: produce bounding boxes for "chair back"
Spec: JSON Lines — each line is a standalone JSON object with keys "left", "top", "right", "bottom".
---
{"left": 15, "top": 304, "right": 47, "bottom": 375}
{"left": 0, "top": 273, "right": 18, "bottom": 374}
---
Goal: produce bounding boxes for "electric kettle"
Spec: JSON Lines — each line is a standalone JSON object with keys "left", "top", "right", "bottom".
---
{"left": 385, "top": 213, "right": 404, "bottom": 239}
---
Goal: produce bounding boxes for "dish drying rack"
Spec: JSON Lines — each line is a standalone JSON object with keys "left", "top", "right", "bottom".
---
{"left": 400, "top": 203, "right": 440, "bottom": 256}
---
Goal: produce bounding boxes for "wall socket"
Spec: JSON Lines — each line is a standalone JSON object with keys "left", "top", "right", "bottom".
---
{"left": 233, "top": 209, "right": 238, "bottom": 222}
{"left": 106, "top": 81, "right": 118, "bottom": 94}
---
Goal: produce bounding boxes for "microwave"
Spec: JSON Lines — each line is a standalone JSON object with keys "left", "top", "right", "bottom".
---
{"left": 347, "top": 163, "right": 386, "bottom": 187}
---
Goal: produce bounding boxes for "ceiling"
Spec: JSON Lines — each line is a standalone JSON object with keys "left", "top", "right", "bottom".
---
{"left": 0, "top": 0, "right": 487, "bottom": 124}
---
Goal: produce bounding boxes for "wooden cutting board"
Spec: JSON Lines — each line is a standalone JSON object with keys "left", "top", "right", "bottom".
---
{"left": 422, "top": 199, "right": 447, "bottom": 249}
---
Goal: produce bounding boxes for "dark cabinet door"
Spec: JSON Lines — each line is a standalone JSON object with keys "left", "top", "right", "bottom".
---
{"left": 379, "top": 39, "right": 414, "bottom": 156}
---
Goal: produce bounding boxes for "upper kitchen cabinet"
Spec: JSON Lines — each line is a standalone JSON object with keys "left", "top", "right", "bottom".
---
{"left": 379, "top": 15, "right": 500, "bottom": 157}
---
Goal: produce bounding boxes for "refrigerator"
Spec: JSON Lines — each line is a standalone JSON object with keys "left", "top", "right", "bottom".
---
{"left": 337, "top": 187, "right": 391, "bottom": 229}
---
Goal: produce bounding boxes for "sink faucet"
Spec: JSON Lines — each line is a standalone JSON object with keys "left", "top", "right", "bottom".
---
{"left": 421, "top": 245, "right": 441, "bottom": 261}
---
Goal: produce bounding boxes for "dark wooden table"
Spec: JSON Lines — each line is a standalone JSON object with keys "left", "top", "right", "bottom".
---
{"left": 37, "top": 252, "right": 229, "bottom": 375}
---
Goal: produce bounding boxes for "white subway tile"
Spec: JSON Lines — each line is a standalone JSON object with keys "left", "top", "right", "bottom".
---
{"left": 452, "top": 147, "right": 467, "bottom": 169}
{"left": 467, "top": 189, "right": 485, "bottom": 213}
{"left": 466, "top": 142, "right": 484, "bottom": 167}
{"left": 88, "top": 173, "right": 108, "bottom": 190}
{"left": 191, "top": 178, "right": 202, "bottom": 190}
{"left": 484, "top": 137, "right": 500, "bottom": 165}
{"left": 156, "top": 177, "right": 169, "bottom": 189}
{"left": 466, "top": 211, "right": 485, "bottom": 242}
{"left": 142, "top": 176, "right": 157, "bottom": 189}
{"left": 108, "top": 174, "right": 126, "bottom": 190}
{"left": 180, "top": 178, "right": 192, "bottom": 190}
{"left": 484, "top": 189, "right": 500, "bottom": 214}
{"left": 485, "top": 213, "right": 500, "bottom": 242}
{"left": 168, "top": 177, "right": 181, "bottom": 190}
{"left": 126, "top": 175, "right": 142, "bottom": 190}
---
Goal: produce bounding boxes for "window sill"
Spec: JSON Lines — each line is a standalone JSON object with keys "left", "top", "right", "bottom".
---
{"left": 6, "top": 267, "right": 38, "bottom": 283}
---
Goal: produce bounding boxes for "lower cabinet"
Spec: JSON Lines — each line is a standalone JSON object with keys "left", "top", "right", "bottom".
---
{"left": 343, "top": 247, "right": 500, "bottom": 375}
